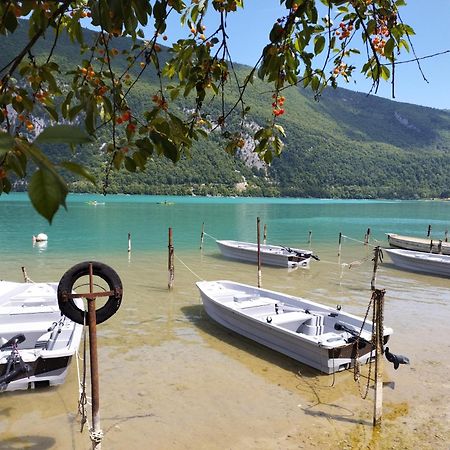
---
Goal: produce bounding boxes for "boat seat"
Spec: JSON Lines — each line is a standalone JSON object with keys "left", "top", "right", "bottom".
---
{"left": 268, "top": 311, "right": 325, "bottom": 335}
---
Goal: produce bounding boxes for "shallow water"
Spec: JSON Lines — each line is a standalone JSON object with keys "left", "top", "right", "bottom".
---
{"left": 0, "top": 195, "right": 449, "bottom": 449}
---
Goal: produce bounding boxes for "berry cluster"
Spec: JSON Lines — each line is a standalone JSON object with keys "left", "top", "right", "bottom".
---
{"left": 271, "top": 94, "right": 285, "bottom": 117}
{"left": 335, "top": 21, "right": 353, "bottom": 40}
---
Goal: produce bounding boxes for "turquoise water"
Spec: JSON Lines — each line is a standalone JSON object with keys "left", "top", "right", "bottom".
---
{"left": 1, "top": 193, "right": 449, "bottom": 449}
{"left": 1, "top": 192, "right": 449, "bottom": 255}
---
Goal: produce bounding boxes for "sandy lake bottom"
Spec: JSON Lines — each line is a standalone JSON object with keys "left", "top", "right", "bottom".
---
{"left": 1, "top": 244, "right": 449, "bottom": 450}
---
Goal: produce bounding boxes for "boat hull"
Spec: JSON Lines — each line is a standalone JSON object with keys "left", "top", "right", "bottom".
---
{"left": 197, "top": 280, "right": 392, "bottom": 374}
{"left": 385, "top": 248, "right": 450, "bottom": 277}
{"left": 387, "top": 233, "right": 450, "bottom": 255}
{"left": 0, "top": 282, "right": 83, "bottom": 392}
{"left": 216, "top": 240, "right": 311, "bottom": 269}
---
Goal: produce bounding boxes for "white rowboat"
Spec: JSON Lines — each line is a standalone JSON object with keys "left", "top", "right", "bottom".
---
{"left": 216, "top": 240, "right": 317, "bottom": 269}
{"left": 196, "top": 280, "right": 393, "bottom": 374}
{"left": 385, "top": 248, "right": 450, "bottom": 277}
{"left": 387, "top": 233, "right": 450, "bottom": 255}
{"left": 0, "top": 281, "right": 83, "bottom": 392}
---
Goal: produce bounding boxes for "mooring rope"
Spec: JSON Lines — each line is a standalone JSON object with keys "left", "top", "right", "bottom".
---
{"left": 174, "top": 253, "right": 204, "bottom": 281}
{"left": 341, "top": 234, "right": 376, "bottom": 248}
{"left": 202, "top": 231, "right": 218, "bottom": 241}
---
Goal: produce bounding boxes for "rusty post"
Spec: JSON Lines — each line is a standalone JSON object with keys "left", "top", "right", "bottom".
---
{"left": 257, "top": 217, "right": 262, "bottom": 288}
{"left": 427, "top": 224, "right": 432, "bottom": 237}
{"left": 373, "top": 289, "right": 385, "bottom": 427}
{"left": 263, "top": 223, "right": 267, "bottom": 245}
{"left": 338, "top": 232, "right": 342, "bottom": 257}
{"left": 168, "top": 228, "right": 174, "bottom": 290}
{"left": 87, "top": 263, "right": 102, "bottom": 449}
{"left": 200, "top": 222, "right": 205, "bottom": 250}
{"left": 127, "top": 232, "right": 131, "bottom": 253}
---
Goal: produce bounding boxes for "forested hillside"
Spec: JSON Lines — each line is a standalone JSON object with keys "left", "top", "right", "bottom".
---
{"left": 2, "top": 22, "right": 450, "bottom": 199}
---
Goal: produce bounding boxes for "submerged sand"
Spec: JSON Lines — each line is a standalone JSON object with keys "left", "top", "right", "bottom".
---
{"left": 1, "top": 245, "right": 449, "bottom": 449}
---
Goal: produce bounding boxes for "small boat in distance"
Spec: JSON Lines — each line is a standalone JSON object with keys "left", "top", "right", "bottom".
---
{"left": 196, "top": 280, "right": 393, "bottom": 374}
{"left": 384, "top": 248, "right": 450, "bottom": 278}
{"left": 87, "top": 201, "right": 105, "bottom": 206}
{"left": 32, "top": 233, "right": 48, "bottom": 243}
{"left": 216, "top": 240, "right": 318, "bottom": 269}
{"left": 387, "top": 233, "right": 450, "bottom": 255}
{"left": 0, "top": 281, "right": 83, "bottom": 392}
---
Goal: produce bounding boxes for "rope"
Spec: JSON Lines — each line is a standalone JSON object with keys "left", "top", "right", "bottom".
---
{"left": 202, "top": 231, "right": 218, "bottom": 241}
{"left": 341, "top": 234, "right": 377, "bottom": 248}
{"left": 174, "top": 253, "right": 204, "bottom": 281}
{"left": 89, "top": 428, "right": 104, "bottom": 444}
{"left": 76, "top": 326, "right": 90, "bottom": 432}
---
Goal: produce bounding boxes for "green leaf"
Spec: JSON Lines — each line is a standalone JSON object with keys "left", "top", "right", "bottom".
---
{"left": 35, "top": 125, "right": 92, "bottom": 145}
{"left": 59, "top": 161, "right": 96, "bottom": 184}
{"left": 28, "top": 168, "right": 68, "bottom": 223}
{"left": 0, "top": 131, "right": 14, "bottom": 157}
{"left": 314, "top": 35, "right": 325, "bottom": 55}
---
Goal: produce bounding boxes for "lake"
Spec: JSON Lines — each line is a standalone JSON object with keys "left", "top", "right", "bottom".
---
{"left": 1, "top": 193, "right": 449, "bottom": 449}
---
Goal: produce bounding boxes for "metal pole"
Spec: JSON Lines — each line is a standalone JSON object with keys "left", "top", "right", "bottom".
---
{"left": 257, "top": 217, "right": 262, "bottom": 288}
{"left": 373, "top": 289, "right": 385, "bottom": 427}
{"left": 200, "top": 222, "right": 205, "bottom": 250}
{"left": 87, "top": 263, "right": 102, "bottom": 449}
{"left": 127, "top": 233, "right": 131, "bottom": 253}
{"left": 168, "top": 228, "right": 174, "bottom": 290}
{"left": 338, "top": 232, "right": 342, "bottom": 257}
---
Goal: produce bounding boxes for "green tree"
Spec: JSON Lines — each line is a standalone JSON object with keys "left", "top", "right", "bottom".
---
{"left": 0, "top": 0, "right": 413, "bottom": 221}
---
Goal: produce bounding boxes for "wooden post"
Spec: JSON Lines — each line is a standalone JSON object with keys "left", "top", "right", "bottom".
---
{"left": 373, "top": 288, "right": 386, "bottom": 427}
{"left": 257, "top": 217, "right": 262, "bottom": 288}
{"left": 438, "top": 240, "right": 443, "bottom": 254}
{"left": 199, "top": 222, "right": 205, "bottom": 250}
{"left": 371, "top": 246, "right": 381, "bottom": 291}
{"left": 308, "top": 230, "right": 312, "bottom": 245}
{"left": 338, "top": 232, "right": 342, "bottom": 257}
{"left": 87, "top": 263, "right": 102, "bottom": 449}
{"left": 127, "top": 233, "right": 131, "bottom": 253}
{"left": 445, "top": 230, "right": 448, "bottom": 243}
{"left": 429, "top": 239, "right": 434, "bottom": 253}
{"left": 168, "top": 228, "right": 174, "bottom": 290}
{"left": 263, "top": 224, "right": 267, "bottom": 245}
{"left": 21, "top": 266, "right": 31, "bottom": 283}
{"left": 427, "top": 224, "right": 432, "bottom": 237}
{"left": 364, "top": 228, "right": 371, "bottom": 245}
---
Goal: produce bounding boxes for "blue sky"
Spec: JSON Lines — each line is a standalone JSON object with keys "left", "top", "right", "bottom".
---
{"left": 161, "top": 1, "right": 450, "bottom": 110}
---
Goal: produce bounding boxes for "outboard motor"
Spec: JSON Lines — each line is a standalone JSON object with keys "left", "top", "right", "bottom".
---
{"left": 384, "top": 347, "right": 410, "bottom": 370}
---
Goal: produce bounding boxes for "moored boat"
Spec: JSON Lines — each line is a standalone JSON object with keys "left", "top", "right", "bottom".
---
{"left": 384, "top": 248, "right": 450, "bottom": 277}
{"left": 387, "top": 233, "right": 450, "bottom": 255}
{"left": 216, "top": 240, "right": 318, "bottom": 269}
{"left": 196, "top": 280, "right": 393, "bottom": 374}
{"left": 0, "top": 281, "right": 83, "bottom": 392}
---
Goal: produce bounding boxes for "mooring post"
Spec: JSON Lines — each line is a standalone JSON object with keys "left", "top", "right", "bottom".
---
{"left": 127, "top": 233, "right": 131, "bottom": 253}
{"left": 438, "top": 240, "right": 443, "bottom": 254}
{"left": 338, "top": 232, "right": 342, "bottom": 257}
{"left": 87, "top": 263, "right": 102, "bottom": 449}
{"left": 445, "top": 230, "right": 448, "bottom": 243}
{"left": 373, "top": 288, "right": 386, "bottom": 427}
{"left": 21, "top": 266, "right": 31, "bottom": 283}
{"left": 200, "top": 222, "right": 205, "bottom": 250}
{"left": 257, "top": 217, "right": 262, "bottom": 288}
{"left": 427, "top": 224, "right": 432, "bottom": 237}
{"left": 263, "top": 224, "right": 267, "bottom": 245}
{"left": 371, "top": 246, "right": 381, "bottom": 291}
{"left": 168, "top": 228, "right": 174, "bottom": 290}
{"left": 308, "top": 230, "right": 312, "bottom": 245}
{"left": 364, "top": 228, "right": 371, "bottom": 245}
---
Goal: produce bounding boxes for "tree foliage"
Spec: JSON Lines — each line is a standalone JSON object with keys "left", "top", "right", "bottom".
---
{"left": 0, "top": 0, "right": 413, "bottom": 221}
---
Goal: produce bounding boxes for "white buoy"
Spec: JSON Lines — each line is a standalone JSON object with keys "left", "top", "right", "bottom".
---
{"left": 33, "top": 233, "right": 48, "bottom": 242}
